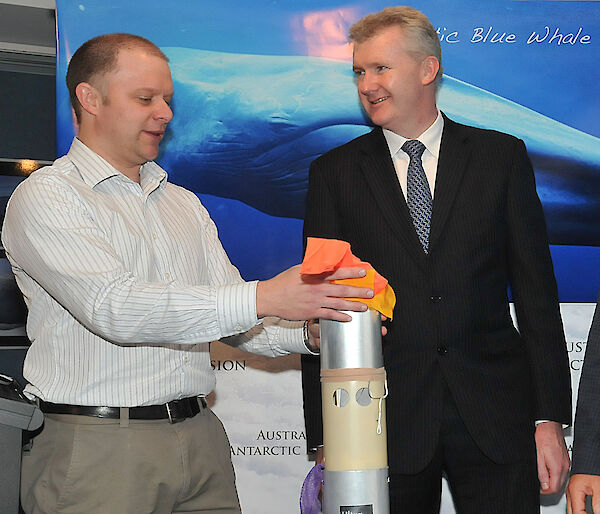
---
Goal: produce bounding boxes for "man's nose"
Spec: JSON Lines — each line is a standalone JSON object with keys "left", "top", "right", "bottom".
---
{"left": 359, "top": 73, "right": 376, "bottom": 95}
{"left": 156, "top": 100, "right": 173, "bottom": 123}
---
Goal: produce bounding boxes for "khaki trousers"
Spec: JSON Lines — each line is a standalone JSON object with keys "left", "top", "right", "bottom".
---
{"left": 21, "top": 407, "right": 241, "bottom": 513}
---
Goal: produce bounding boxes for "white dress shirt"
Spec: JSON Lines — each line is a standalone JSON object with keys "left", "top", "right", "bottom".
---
{"left": 1, "top": 138, "right": 307, "bottom": 406}
{"left": 382, "top": 110, "right": 444, "bottom": 199}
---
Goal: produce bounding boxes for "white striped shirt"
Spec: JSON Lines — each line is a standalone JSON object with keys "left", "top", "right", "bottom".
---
{"left": 2, "top": 138, "right": 307, "bottom": 406}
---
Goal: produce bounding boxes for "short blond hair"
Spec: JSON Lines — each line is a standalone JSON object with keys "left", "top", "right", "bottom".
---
{"left": 349, "top": 6, "right": 443, "bottom": 84}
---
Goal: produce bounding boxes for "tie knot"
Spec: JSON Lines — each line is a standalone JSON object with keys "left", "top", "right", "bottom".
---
{"left": 401, "top": 139, "right": 426, "bottom": 159}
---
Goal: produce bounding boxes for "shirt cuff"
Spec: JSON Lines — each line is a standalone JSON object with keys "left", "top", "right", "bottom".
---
{"left": 276, "top": 320, "right": 315, "bottom": 355}
{"left": 535, "top": 420, "right": 569, "bottom": 429}
{"left": 216, "top": 280, "right": 259, "bottom": 337}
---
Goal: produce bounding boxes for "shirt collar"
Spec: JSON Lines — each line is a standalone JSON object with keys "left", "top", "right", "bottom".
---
{"left": 140, "top": 161, "right": 168, "bottom": 194}
{"left": 67, "top": 137, "right": 167, "bottom": 191}
{"left": 383, "top": 110, "right": 444, "bottom": 159}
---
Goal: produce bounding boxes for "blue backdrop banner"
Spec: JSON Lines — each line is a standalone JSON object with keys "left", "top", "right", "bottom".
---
{"left": 55, "top": 1, "right": 600, "bottom": 297}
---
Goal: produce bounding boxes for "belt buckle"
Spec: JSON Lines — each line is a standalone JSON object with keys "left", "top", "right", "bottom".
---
{"left": 166, "top": 398, "right": 199, "bottom": 423}
{"left": 166, "top": 402, "right": 177, "bottom": 424}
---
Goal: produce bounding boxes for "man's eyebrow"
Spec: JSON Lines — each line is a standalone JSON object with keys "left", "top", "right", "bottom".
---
{"left": 133, "top": 88, "right": 159, "bottom": 94}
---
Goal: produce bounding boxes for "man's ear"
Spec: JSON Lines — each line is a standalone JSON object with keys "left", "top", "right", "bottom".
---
{"left": 75, "top": 82, "right": 102, "bottom": 116}
{"left": 421, "top": 56, "right": 440, "bottom": 86}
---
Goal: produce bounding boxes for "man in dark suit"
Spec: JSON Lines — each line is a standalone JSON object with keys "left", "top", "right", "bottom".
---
{"left": 567, "top": 296, "right": 600, "bottom": 513}
{"left": 301, "top": 6, "right": 572, "bottom": 513}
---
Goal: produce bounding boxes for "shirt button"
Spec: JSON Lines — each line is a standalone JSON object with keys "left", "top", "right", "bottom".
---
{"left": 164, "top": 272, "right": 171, "bottom": 279}
{"left": 235, "top": 325, "right": 242, "bottom": 331}
{"left": 437, "top": 346, "right": 447, "bottom": 355}
{"left": 183, "top": 356, "right": 189, "bottom": 363}
{"left": 430, "top": 295, "right": 442, "bottom": 303}
{"left": 152, "top": 233, "right": 157, "bottom": 240}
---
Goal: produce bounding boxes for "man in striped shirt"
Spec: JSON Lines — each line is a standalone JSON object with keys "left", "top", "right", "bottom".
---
{"left": 2, "top": 33, "right": 373, "bottom": 513}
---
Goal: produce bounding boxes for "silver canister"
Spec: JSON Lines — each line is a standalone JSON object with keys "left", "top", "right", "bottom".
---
{"left": 319, "top": 307, "right": 389, "bottom": 514}
{"left": 320, "top": 308, "right": 383, "bottom": 370}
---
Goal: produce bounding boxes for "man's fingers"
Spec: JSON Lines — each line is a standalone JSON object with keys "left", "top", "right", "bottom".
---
{"left": 567, "top": 491, "right": 584, "bottom": 514}
{"left": 569, "top": 492, "right": 587, "bottom": 514}
{"left": 535, "top": 422, "right": 569, "bottom": 495}
{"left": 325, "top": 284, "right": 374, "bottom": 300}
{"left": 319, "top": 297, "right": 371, "bottom": 317}
{"left": 320, "top": 267, "right": 367, "bottom": 281}
{"left": 537, "top": 450, "right": 550, "bottom": 493}
{"left": 549, "top": 471, "right": 561, "bottom": 494}
{"left": 546, "top": 460, "right": 566, "bottom": 494}
{"left": 317, "top": 308, "right": 354, "bottom": 322}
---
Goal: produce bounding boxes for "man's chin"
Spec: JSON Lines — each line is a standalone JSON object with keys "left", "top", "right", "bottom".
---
{"left": 368, "top": 113, "right": 389, "bottom": 129}
{"left": 142, "top": 147, "right": 160, "bottom": 163}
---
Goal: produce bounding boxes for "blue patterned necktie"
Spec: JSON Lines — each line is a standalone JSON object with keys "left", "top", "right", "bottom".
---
{"left": 402, "top": 139, "right": 432, "bottom": 253}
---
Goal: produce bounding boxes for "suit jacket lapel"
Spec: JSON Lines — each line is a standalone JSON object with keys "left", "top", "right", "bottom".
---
{"left": 429, "top": 115, "right": 470, "bottom": 251}
{"left": 358, "top": 128, "right": 428, "bottom": 268}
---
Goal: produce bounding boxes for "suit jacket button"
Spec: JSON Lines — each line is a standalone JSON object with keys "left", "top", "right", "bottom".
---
{"left": 430, "top": 295, "right": 442, "bottom": 303}
{"left": 437, "top": 346, "right": 447, "bottom": 355}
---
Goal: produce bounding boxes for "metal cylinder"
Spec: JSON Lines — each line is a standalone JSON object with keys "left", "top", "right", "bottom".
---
{"left": 320, "top": 308, "right": 383, "bottom": 370}
{"left": 323, "top": 469, "right": 390, "bottom": 514}
{"left": 320, "top": 308, "right": 389, "bottom": 514}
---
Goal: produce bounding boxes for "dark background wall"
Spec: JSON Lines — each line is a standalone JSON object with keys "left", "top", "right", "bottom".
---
{"left": 0, "top": 1, "right": 56, "bottom": 164}
{"left": 0, "top": 70, "right": 55, "bottom": 162}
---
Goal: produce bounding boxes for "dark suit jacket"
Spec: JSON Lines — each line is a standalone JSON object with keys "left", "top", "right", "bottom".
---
{"left": 301, "top": 114, "right": 571, "bottom": 474}
{"left": 571, "top": 295, "right": 600, "bottom": 475}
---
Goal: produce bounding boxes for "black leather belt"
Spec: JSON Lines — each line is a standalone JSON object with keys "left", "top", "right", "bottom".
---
{"left": 39, "top": 396, "right": 207, "bottom": 423}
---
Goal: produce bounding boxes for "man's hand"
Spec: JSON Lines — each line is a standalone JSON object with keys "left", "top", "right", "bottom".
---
{"left": 256, "top": 265, "right": 373, "bottom": 322}
{"left": 567, "top": 474, "right": 600, "bottom": 514}
{"left": 535, "top": 421, "right": 570, "bottom": 495}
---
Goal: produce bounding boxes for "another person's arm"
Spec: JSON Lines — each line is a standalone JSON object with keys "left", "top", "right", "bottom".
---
{"left": 567, "top": 298, "right": 600, "bottom": 513}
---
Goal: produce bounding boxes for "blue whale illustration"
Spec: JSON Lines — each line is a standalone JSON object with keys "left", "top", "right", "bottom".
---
{"left": 156, "top": 47, "right": 599, "bottom": 247}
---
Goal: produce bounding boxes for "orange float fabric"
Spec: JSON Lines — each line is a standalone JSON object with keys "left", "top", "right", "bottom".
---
{"left": 300, "top": 237, "right": 396, "bottom": 319}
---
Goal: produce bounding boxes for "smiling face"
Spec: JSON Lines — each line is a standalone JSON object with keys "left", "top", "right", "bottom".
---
{"left": 78, "top": 47, "right": 174, "bottom": 181}
{"left": 352, "top": 25, "right": 438, "bottom": 138}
